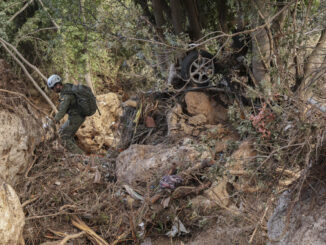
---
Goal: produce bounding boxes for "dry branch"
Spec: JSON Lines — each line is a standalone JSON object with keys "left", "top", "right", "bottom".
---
{"left": 111, "top": 231, "right": 129, "bottom": 245}
{"left": 0, "top": 89, "right": 48, "bottom": 115}
{"left": 21, "top": 195, "right": 40, "bottom": 208}
{"left": 37, "top": 0, "right": 60, "bottom": 29}
{"left": 249, "top": 197, "right": 273, "bottom": 243}
{"left": 0, "top": 39, "right": 57, "bottom": 112}
{"left": 58, "top": 231, "right": 85, "bottom": 245}
{"left": 171, "top": 182, "right": 211, "bottom": 199}
{"left": 8, "top": 0, "right": 34, "bottom": 22}
{"left": 72, "top": 216, "right": 109, "bottom": 245}
{"left": 0, "top": 37, "right": 48, "bottom": 81}
{"left": 304, "top": 29, "right": 326, "bottom": 77}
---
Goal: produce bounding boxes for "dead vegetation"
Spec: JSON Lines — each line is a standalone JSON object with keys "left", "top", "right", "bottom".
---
{"left": 11, "top": 67, "right": 326, "bottom": 244}
{"left": 14, "top": 137, "right": 265, "bottom": 244}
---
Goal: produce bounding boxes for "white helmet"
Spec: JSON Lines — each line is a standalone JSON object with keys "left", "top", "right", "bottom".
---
{"left": 47, "top": 74, "right": 62, "bottom": 88}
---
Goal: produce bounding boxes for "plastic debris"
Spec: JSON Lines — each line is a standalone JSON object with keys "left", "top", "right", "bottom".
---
{"left": 166, "top": 217, "right": 189, "bottom": 237}
{"left": 138, "top": 222, "right": 145, "bottom": 238}
{"left": 159, "top": 175, "right": 182, "bottom": 190}
{"left": 284, "top": 124, "right": 292, "bottom": 131}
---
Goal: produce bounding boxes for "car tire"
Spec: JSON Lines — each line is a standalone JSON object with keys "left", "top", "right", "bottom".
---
{"left": 181, "top": 50, "right": 216, "bottom": 86}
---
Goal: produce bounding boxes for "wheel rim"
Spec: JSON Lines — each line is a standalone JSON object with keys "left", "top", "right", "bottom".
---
{"left": 189, "top": 56, "right": 215, "bottom": 84}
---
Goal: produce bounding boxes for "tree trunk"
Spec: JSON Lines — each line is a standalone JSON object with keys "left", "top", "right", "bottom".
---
{"left": 81, "top": 0, "right": 94, "bottom": 93}
{"left": 134, "top": 0, "right": 155, "bottom": 24}
{"left": 85, "top": 61, "right": 95, "bottom": 94}
{"left": 170, "top": 0, "right": 183, "bottom": 34}
{"left": 304, "top": 29, "right": 326, "bottom": 77}
{"left": 294, "top": 29, "right": 326, "bottom": 96}
{"left": 251, "top": 0, "right": 271, "bottom": 85}
{"left": 152, "top": 0, "right": 165, "bottom": 33}
{"left": 251, "top": 28, "right": 271, "bottom": 84}
{"left": 184, "top": 0, "right": 202, "bottom": 40}
{"left": 217, "top": 0, "right": 230, "bottom": 33}
{"left": 152, "top": 0, "right": 169, "bottom": 73}
{"left": 161, "top": 0, "right": 172, "bottom": 26}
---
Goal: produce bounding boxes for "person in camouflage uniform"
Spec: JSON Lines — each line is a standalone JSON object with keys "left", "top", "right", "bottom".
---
{"left": 47, "top": 74, "right": 85, "bottom": 154}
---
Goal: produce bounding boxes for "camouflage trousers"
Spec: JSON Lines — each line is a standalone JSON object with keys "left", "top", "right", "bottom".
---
{"left": 59, "top": 114, "right": 85, "bottom": 154}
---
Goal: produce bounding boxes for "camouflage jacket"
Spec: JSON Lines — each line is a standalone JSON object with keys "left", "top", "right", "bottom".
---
{"left": 54, "top": 83, "right": 81, "bottom": 122}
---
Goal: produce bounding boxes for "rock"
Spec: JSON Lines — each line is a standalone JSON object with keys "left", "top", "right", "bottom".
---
{"left": 191, "top": 178, "right": 234, "bottom": 212}
{"left": 267, "top": 191, "right": 291, "bottom": 245}
{"left": 214, "top": 136, "right": 233, "bottom": 153}
{"left": 167, "top": 105, "right": 197, "bottom": 136}
{"left": 204, "top": 179, "right": 232, "bottom": 207}
{"left": 116, "top": 144, "right": 208, "bottom": 184}
{"left": 167, "top": 104, "right": 183, "bottom": 136}
{"left": 197, "top": 124, "right": 238, "bottom": 152}
{"left": 0, "top": 107, "right": 42, "bottom": 184}
{"left": 214, "top": 139, "right": 229, "bottom": 153}
{"left": 40, "top": 242, "right": 60, "bottom": 245}
{"left": 167, "top": 104, "right": 230, "bottom": 137}
{"left": 123, "top": 99, "right": 138, "bottom": 108}
{"left": 227, "top": 141, "right": 256, "bottom": 169}
{"left": 185, "top": 92, "right": 211, "bottom": 119}
{"left": 188, "top": 114, "right": 207, "bottom": 126}
{"left": 185, "top": 92, "right": 227, "bottom": 124}
{"left": 184, "top": 225, "right": 249, "bottom": 245}
{"left": 180, "top": 119, "right": 195, "bottom": 135}
{"left": 145, "top": 116, "right": 156, "bottom": 128}
{"left": 190, "top": 195, "right": 214, "bottom": 212}
{"left": 225, "top": 141, "right": 258, "bottom": 193}
{"left": 0, "top": 181, "right": 25, "bottom": 245}
{"left": 267, "top": 180, "right": 326, "bottom": 245}
{"left": 213, "top": 103, "right": 228, "bottom": 122}
{"left": 205, "top": 124, "right": 230, "bottom": 137}
{"left": 77, "top": 93, "right": 122, "bottom": 151}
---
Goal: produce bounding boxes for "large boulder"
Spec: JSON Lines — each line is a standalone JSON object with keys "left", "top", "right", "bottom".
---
{"left": 0, "top": 107, "right": 42, "bottom": 184}
{"left": 116, "top": 143, "right": 211, "bottom": 184}
{"left": 0, "top": 60, "right": 43, "bottom": 184}
{"left": 0, "top": 181, "right": 25, "bottom": 245}
{"left": 77, "top": 93, "right": 122, "bottom": 152}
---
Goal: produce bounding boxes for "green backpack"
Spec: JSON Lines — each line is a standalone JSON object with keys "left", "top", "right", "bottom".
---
{"left": 71, "top": 84, "right": 98, "bottom": 116}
